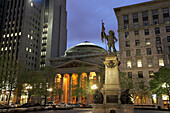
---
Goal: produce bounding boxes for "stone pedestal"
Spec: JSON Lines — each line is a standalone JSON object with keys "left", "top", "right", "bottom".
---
{"left": 92, "top": 104, "right": 134, "bottom": 113}
{"left": 92, "top": 56, "right": 134, "bottom": 113}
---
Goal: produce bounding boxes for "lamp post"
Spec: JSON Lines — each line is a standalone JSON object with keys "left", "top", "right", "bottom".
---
{"left": 26, "top": 85, "right": 32, "bottom": 104}
{"left": 91, "top": 84, "right": 97, "bottom": 90}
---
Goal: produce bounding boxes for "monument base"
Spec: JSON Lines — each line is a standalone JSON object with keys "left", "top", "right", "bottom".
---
{"left": 92, "top": 104, "right": 134, "bottom": 113}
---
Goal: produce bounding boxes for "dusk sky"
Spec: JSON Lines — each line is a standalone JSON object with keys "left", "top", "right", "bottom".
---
{"left": 66, "top": 0, "right": 152, "bottom": 51}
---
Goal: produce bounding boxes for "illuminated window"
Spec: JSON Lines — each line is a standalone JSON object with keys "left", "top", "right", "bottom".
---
{"left": 3, "top": 35, "right": 5, "bottom": 38}
{"left": 11, "top": 34, "right": 13, "bottom": 37}
{"left": 137, "top": 59, "right": 142, "bottom": 67}
{"left": 145, "top": 38, "right": 150, "bottom": 45}
{"left": 7, "top": 34, "right": 9, "bottom": 37}
{"left": 5, "top": 47, "right": 7, "bottom": 50}
{"left": 31, "top": 3, "right": 33, "bottom": 7}
{"left": 15, "top": 33, "right": 17, "bottom": 36}
{"left": 147, "top": 58, "right": 152, "bottom": 67}
{"left": 31, "top": 36, "right": 33, "bottom": 40}
{"left": 127, "top": 60, "right": 132, "bottom": 68}
{"left": 28, "top": 34, "right": 30, "bottom": 38}
{"left": 9, "top": 47, "right": 11, "bottom": 50}
{"left": 19, "top": 32, "right": 21, "bottom": 35}
{"left": 26, "top": 47, "right": 29, "bottom": 52}
{"left": 149, "top": 71, "right": 154, "bottom": 78}
{"left": 29, "top": 49, "right": 32, "bottom": 53}
{"left": 159, "top": 58, "right": 164, "bottom": 66}
{"left": 1, "top": 48, "right": 3, "bottom": 51}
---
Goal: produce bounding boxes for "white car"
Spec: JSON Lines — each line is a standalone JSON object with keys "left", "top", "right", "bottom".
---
{"left": 58, "top": 103, "right": 71, "bottom": 107}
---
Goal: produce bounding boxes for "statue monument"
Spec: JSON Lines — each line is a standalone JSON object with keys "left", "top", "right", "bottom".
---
{"left": 92, "top": 21, "right": 134, "bottom": 113}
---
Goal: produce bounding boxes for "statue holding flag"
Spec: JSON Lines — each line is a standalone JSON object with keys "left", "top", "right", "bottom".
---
{"left": 101, "top": 21, "right": 118, "bottom": 56}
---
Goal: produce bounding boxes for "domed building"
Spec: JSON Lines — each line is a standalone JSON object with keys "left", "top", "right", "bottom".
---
{"left": 50, "top": 41, "right": 108, "bottom": 104}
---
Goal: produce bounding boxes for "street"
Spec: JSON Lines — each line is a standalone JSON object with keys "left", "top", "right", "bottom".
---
{"left": 26, "top": 108, "right": 170, "bottom": 113}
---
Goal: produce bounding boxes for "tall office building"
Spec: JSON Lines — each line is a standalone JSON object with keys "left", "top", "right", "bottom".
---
{"left": 0, "top": 0, "right": 67, "bottom": 70}
{"left": 0, "top": 0, "right": 5, "bottom": 36}
{"left": 114, "top": 0, "right": 170, "bottom": 108}
{"left": 0, "top": 0, "right": 43, "bottom": 71}
{"left": 40, "top": 0, "right": 67, "bottom": 68}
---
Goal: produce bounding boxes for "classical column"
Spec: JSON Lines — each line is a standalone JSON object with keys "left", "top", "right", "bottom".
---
{"left": 68, "top": 74, "right": 72, "bottom": 103}
{"left": 86, "top": 72, "right": 90, "bottom": 105}
{"left": 96, "top": 72, "right": 99, "bottom": 85}
{"left": 77, "top": 73, "right": 81, "bottom": 103}
{"left": 60, "top": 74, "right": 64, "bottom": 103}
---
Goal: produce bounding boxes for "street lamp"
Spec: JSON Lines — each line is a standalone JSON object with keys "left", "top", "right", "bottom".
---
{"left": 47, "top": 88, "right": 53, "bottom": 92}
{"left": 91, "top": 84, "right": 97, "bottom": 90}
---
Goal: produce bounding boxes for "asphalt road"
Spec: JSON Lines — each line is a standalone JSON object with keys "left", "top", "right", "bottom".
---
{"left": 27, "top": 108, "right": 170, "bottom": 113}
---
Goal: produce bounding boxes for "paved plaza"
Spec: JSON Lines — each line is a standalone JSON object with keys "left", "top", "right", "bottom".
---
{"left": 27, "top": 108, "right": 170, "bottom": 113}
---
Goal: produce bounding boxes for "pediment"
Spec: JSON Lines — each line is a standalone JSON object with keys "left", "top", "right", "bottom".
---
{"left": 54, "top": 59, "right": 102, "bottom": 69}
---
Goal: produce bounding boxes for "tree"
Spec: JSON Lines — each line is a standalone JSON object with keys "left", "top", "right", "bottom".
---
{"left": 149, "top": 67, "right": 170, "bottom": 107}
{"left": 120, "top": 72, "right": 150, "bottom": 104}
{"left": 18, "top": 66, "right": 60, "bottom": 105}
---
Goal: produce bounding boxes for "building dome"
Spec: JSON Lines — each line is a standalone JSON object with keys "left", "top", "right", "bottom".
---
{"left": 65, "top": 41, "right": 107, "bottom": 56}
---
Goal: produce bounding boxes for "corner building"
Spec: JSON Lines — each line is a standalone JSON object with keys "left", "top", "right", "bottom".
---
{"left": 114, "top": 0, "right": 170, "bottom": 108}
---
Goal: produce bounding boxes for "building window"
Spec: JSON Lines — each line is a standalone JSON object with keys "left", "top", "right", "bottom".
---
{"left": 163, "top": 8, "right": 170, "bottom": 23}
{"left": 127, "top": 60, "right": 132, "bottom": 68}
{"left": 145, "top": 38, "right": 150, "bottom": 45}
{"left": 147, "top": 58, "right": 153, "bottom": 67}
{"left": 124, "top": 15, "right": 129, "bottom": 29}
{"left": 152, "top": 10, "right": 159, "bottom": 25}
{"left": 135, "top": 40, "right": 140, "bottom": 46}
{"left": 159, "top": 58, "right": 164, "bottom": 66}
{"left": 157, "top": 47, "right": 163, "bottom": 54}
{"left": 167, "top": 36, "right": 170, "bottom": 42}
{"left": 146, "top": 48, "right": 152, "bottom": 55}
{"left": 149, "top": 71, "right": 154, "bottom": 78}
{"left": 128, "top": 72, "right": 132, "bottom": 78}
{"left": 142, "top": 11, "right": 149, "bottom": 26}
{"left": 138, "top": 71, "right": 143, "bottom": 78}
{"left": 133, "top": 13, "right": 139, "bottom": 28}
{"left": 137, "top": 59, "right": 142, "bottom": 67}
{"left": 125, "top": 41, "right": 130, "bottom": 47}
{"left": 166, "top": 26, "right": 170, "bottom": 32}
{"left": 134, "top": 30, "right": 139, "bottom": 36}
{"left": 125, "top": 32, "right": 129, "bottom": 38}
{"left": 155, "top": 27, "right": 160, "bottom": 34}
{"left": 126, "top": 50, "right": 131, "bottom": 57}
{"left": 169, "top": 46, "right": 170, "bottom": 53}
{"left": 26, "top": 47, "right": 29, "bottom": 52}
{"left": 136, "top": 49, "right": 141, "bottom": 56}
{"left": 156, "top": 37, "right": 161, "bottom": 44}
{"left": 144, "top": 29, "right": 149, "bottom": 35}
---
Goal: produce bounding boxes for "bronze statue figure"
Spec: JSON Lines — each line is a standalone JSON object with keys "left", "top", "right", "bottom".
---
{"left": 93, "top": 89, "right": 104, "bottom": 104}
{"left": 101, "top": 21, "right": 118, "bottom": 56}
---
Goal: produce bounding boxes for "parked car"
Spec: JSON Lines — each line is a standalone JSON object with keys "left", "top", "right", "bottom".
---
{"left": 47, "top": 102, "right": 56, "bottom": 106}
{"left": 71, "top": 103, "right": 80, "bottom": 107}
{"left": 58, "top": 103, "right": 71, "bottom": 107}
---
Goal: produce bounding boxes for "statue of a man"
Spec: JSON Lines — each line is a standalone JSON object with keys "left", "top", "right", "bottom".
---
{"left": 101, "top": 21, "right": 118, "bottom": 56}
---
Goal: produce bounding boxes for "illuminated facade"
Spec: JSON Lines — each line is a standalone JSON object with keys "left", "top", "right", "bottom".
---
{"left": 114, "top": 0, "right": 170, "bottom": 108}
{"left": 50, "top": 41, "right": 108, "bottom": 104}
